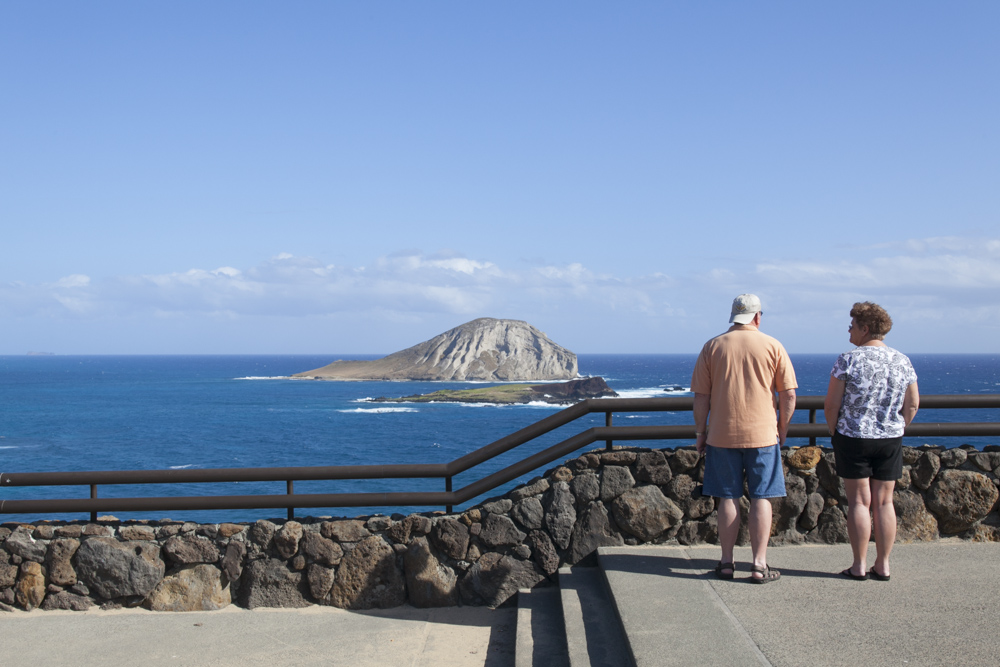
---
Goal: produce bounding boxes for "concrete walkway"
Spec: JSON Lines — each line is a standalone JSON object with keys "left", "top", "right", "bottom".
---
{"left": 602, "top": 539, "right": 1000, "bottom": 667}
{"left": 0, "top": 604, "right": 517, "bottom": 667}
{"left": 2, "top": 540, "right": 999, "bottom": 666}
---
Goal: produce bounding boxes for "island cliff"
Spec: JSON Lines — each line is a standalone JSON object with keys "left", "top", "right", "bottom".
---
{"left": 293, "top": 318, "right": 578, "bottom": 381}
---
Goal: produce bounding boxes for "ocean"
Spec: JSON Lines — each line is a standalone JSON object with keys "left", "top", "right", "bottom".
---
{"left": 2, "top": 353, "right": 998, "bottom": 524}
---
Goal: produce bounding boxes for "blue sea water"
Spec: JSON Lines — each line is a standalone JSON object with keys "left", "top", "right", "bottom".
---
{"left": 1, "top": 353, "right": 998, "bottom": 524}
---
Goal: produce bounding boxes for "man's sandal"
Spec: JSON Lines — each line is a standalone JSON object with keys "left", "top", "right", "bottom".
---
{"left": 714, "top": 561, "right": 735, "bottom": 580}
{"left": 750, "top": 565, "right": 780, "bottom": 584}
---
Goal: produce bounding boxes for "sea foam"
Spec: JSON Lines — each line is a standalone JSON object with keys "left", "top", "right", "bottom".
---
{"left": 615, "top": 386, "right": 692, "bottom": 399}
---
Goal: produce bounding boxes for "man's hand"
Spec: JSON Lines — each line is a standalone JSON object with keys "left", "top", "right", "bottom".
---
{"left": 693, "top": 392, "right": 711, "bottom": 455}
{"left": 777, "top": 388, "right": 796, "bottom": 445}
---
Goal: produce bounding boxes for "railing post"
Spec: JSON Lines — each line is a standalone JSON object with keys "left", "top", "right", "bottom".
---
{"left": 606, "top": 411, "right": 613, "bottom": 450}
{"left": 90, "top": 484, "right": 97, "bottom": 523}
{"left": 809, "top": 409, "right": 817, "bottom": 447}
{"left": 287, "top": 480, "right": 294, "bottom": 520}
{"left": 446, "top": 476, "right": 453, "bottom": 514}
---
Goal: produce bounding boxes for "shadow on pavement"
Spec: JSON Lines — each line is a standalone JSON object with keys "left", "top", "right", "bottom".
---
{"left": 599, "top": 550, "right": 841, "bottom": 582}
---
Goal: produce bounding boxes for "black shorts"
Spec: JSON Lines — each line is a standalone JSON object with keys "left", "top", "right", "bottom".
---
{"left": 831, "top": 431, "right": 903, "bottom": 481}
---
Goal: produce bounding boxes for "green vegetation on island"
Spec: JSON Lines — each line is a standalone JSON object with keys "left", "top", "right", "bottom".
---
{"left": 372, "top": 377, "right": 617, "bottom": 405}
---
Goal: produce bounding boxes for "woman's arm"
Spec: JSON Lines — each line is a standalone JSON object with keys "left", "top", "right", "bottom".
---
{"left": 824, "top": 376, "right": 846, "bottom": 436}
{"left": 902, "top": 382, "right": 920, "bottom": 427}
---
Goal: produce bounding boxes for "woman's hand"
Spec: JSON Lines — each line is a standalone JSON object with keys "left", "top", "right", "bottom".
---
{"left": 902, "top": 382, "right": 920, "bottom": 427}
{"left": 824, "top": 376, "right": 846, "bottom": 436}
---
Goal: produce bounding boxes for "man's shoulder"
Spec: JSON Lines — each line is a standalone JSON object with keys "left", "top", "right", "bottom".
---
{"left": 706, "top": 326, "right": 785, "bottom": 347}
{"left": 704, "top": 325, "right": 745, "bottom": 344}
{"left": 754, "top": 330, "right": 787, "bottom": 348}
{"left": 699, "top": 330, "right": 734, "bottom": 355}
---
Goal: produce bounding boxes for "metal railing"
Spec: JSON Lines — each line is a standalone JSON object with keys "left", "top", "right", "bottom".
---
{"left": 2, "top": 394, "right": 999, "bottom": 521}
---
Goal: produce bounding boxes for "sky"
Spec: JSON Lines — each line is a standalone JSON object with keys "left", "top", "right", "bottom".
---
{"left": 2, "top": 2, "right": 998, "bottom": 355}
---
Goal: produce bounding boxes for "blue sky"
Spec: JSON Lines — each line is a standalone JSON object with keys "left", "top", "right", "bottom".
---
{"left": 2, "top": 2, "right": 998, "bottom": 355}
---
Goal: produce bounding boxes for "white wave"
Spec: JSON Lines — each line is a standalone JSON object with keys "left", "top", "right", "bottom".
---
{"left": 235, "top": 376, "right": 290, "bottom": 380}
{"left": 376, "top": 400, "right": 503, "bottom": 407}
{"left": 338, "top": 407, "right": 419, "bottom": 414}
{"left": 169, "top": 464, "right": 196, "bottom": 469}
{"left": 615, "top": 386, "right": 691, "bottom": 399}
{"left": 0, "top": 445, "right": 18, "bottom": 449}
{"left": 434, "top": 400, "right": 564, "bottom": 409}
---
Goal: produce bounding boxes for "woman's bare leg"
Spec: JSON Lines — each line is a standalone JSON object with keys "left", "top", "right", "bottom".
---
{"left": 870, "top": 479, "right": 897, "bottom": 577}
{"left": 844, "top": 477, "right": 872, "bottom": 576}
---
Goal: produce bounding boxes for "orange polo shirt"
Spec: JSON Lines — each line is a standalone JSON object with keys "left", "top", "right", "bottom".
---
{"left": 690, "top": 325, "right": 797, "bottom": 448}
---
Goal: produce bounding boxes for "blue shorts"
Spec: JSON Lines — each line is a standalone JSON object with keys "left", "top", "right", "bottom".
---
{"left": 702, "top": 444, "right": 786, "bottom": 500}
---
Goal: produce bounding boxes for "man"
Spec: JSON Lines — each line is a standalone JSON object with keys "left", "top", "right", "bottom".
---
{"left": 691, "top": 294, "right": 797, "bottom": 583}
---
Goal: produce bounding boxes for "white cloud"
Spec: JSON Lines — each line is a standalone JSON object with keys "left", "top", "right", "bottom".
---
{"left": 755, "top": 240, "right": 1000, "bottom": 292}
{"left": 3, "top": 237, "right": 999, "bottom": 353}
{"left": 54, "top": 274, "right": 91, "bottom": 288}
{"left": 0, "top": 252, "right": 671, "bottom": 321}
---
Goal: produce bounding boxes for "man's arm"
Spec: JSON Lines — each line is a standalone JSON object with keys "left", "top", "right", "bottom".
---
{"left": 824, "top": 376, "right": 846, "bottom": 436}
{"left": 777, "top": 388, "right": 796, "bottom": 445}
{"left": 693, "top": 392, "right": 710, "bottom": 455}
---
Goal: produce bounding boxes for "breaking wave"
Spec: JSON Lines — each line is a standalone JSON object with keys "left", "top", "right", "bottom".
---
{"left": 614, "top": 386, "right": 692, "bottom": 399}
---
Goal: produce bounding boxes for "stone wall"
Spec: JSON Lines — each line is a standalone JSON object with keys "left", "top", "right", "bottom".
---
{"left": 3, "top": 444, "right": 999, "bottom": 612}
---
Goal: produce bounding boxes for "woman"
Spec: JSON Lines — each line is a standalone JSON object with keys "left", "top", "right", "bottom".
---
{"left": 824, "top": 302, "right": 919, "bottom": 582}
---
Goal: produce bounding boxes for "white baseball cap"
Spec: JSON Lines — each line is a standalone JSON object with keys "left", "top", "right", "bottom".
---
{"left": 729, "top": 293, "right": 761, "bottom": 324}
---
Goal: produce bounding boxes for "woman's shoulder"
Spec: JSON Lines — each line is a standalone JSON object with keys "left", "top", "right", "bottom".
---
{"left": 838, "top": 346, "right": 895, "bottom": 368}
{"left": 839, "top": 346, "right": 873, "bottom": 360}
{"left": 879, "top": 345, "right": 912, "bottom": 360}
{"left": 884, "top": 346, "right": 916, "bottom": 369}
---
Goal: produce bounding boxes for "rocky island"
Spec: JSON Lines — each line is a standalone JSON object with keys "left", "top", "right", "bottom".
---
{"left": 372, "top": 377, "right": 617, "bottom": 405}
{"left": 293, "top": 318, "right": 577, "bottom": 381}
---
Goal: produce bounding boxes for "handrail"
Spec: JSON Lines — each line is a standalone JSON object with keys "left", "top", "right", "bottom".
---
{"left": 2, "top": 394, "right": 999, "bottom": 520}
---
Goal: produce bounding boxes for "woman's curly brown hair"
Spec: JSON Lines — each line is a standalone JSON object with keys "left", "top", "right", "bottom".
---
{"left": 850, "top": 301, "right": 892, "bottom": 339}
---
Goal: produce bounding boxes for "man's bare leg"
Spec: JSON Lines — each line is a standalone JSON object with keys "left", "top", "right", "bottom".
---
{"left": 717, "top": 497, "right": 740, "bottom": 575}
{"left": 749, "top": 498, "right": 773, "bottom": 578}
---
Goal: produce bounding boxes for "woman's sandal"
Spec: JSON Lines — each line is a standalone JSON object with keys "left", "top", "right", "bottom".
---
{"left": 750, "top": 565, "right": 780, "bottom": 584}
{"left": 840, "top": 567, "right": 869, "bottom": 581}
{"left": 714, "top": 561, "right": 735, "bottom": 580}
{"left": 869, "top": 569, "right": 891, "bottom": 582}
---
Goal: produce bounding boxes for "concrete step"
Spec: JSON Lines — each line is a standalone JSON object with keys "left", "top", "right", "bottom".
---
{"left": 558, "top": 566, "right": 633, "bottom": 667}
{"left": 516, "top": 586, "right": 570, "bottom": 667}
{"left": 596, "top": 546, "right": 770, "bottom": 667}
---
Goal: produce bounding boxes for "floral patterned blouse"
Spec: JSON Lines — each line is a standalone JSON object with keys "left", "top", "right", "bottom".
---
{"left": 832, "top": 345, "right": 917, "bottom": 439}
